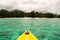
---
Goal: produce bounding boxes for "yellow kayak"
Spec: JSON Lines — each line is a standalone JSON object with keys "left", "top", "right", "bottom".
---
{"left": 17, "top": 30, "right": 38, "bottom": 40}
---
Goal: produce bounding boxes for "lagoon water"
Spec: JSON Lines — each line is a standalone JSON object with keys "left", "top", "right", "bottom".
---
{"left": 0, "top": 18, "right": 60, "bottom": 40}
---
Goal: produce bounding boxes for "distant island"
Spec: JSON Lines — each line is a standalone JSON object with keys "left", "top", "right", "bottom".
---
{"left": 0, "top": 9, "right": 60, "bottom": 18}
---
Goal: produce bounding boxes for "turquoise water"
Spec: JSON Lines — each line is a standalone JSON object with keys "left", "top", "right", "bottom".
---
{"left": 0, "top": 18, "right": 60, "bottom": 40}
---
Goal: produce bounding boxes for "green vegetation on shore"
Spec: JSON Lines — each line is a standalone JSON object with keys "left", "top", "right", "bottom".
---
{"left": 0, "top": 9, "right": 60, "bottom": 18}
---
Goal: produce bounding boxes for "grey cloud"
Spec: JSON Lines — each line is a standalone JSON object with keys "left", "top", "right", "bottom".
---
{"left": 0, "top": 0, "right": 60, "bottom": 14}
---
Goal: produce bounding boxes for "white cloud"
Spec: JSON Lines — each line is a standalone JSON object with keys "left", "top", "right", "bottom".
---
{"left": 0, "top": 0, "right": 60, "bottom": 14}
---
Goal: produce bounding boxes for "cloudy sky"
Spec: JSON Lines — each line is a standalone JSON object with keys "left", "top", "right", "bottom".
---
{"left": 0, "top": 0, "right": 60, "bottom": 14}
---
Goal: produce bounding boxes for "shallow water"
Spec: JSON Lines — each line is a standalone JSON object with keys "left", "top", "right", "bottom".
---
{"left": 0, "top": 18, "right": 60, "bottom": 40}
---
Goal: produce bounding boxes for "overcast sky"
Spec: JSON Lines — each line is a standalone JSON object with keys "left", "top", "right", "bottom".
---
{"left": 0, "top": 0, "right": 60, "bottom": 14}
